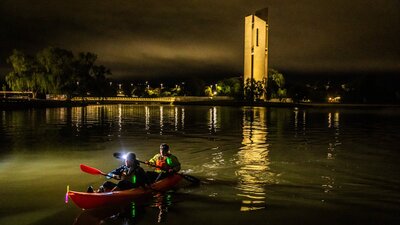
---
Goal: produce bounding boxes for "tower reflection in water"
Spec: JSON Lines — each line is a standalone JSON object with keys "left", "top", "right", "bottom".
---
{"left": 236, "top": 107, "right": 272, "bottom": 211}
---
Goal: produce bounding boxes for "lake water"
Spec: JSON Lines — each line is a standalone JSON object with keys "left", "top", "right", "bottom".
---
{"left": 0, "top": 105, "right": 399, "bottom": 225}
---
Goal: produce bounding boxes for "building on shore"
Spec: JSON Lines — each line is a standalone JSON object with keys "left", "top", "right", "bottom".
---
{"left": 244, "top": 8, "right": 269, "bottom": 100}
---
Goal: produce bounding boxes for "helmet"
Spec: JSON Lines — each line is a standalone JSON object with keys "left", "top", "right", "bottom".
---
{"left": 160, "top": 143, "right": 169, "bottom": 152}
{"left": 125, "top": 152, "right": 136, "bottom": 161}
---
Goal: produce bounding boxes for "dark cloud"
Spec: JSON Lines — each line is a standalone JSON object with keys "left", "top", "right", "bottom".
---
{"left": 1, "top": 0, "right": 399, "bottom": 80}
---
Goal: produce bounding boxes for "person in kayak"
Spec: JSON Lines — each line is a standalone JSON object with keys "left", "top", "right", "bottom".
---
{"left": 146, "top": 143, "right": 181, "bottom": 182}
{"left": 88, "top": 152, "right": 149, "bottom": 192}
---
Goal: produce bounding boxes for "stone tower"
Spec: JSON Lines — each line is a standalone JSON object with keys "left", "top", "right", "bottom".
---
{"left": 244, "top": 8, "right": 269, "bottom": 100}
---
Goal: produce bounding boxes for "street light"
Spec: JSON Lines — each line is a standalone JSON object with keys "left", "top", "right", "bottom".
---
{"left": 181, "top": 82, "right": 185, "bottom": 96}
{"left": 76, "top": 81, "right": 80, "bottom": 98}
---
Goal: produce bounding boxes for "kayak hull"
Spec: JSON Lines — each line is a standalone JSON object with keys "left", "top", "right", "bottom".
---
{"left": 68, "top": 174, "right": 182, "bottom": 209}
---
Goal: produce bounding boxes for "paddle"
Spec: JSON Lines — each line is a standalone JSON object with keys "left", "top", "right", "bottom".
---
{"left": 79, "top": 163, "right": 159, "bottom": 192}
{"left": 113, "top": 152, "right": 200, "bottom": 184}
{"left": 80, "top": 164, "right": 121, "bottom": 180}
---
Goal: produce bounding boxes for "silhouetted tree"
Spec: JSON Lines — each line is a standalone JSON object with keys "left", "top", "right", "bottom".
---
{"left": 185, "top": 78, "right": 205, "bottom": 96}
{"left": 5, "top": 47, "right": 111, "bottom": 98}
{"left": 267, "top": 69, "right": 287, "bottom": 100}
{"left": 216, "top": 77, "right": 243, "bottom": 99}
{"left": 36, "top": 47, "right": 75, "bottom": 95}
{"left": 244, "top": 78, "right": 265, "bottom": 101}
{"left": 6, "top": 50, "right": 43, "bottom": 98}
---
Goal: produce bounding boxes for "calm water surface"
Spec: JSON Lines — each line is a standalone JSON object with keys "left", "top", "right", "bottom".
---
{"left": 0, "top": 105, "right": 399, "bottom": 225}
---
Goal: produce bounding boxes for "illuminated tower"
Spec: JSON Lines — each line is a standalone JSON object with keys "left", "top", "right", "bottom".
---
{"left": 244, "top": 8, "right": 269, "bottom": 100}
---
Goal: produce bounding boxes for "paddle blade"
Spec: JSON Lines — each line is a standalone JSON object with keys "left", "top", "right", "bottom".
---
{"left": 113, "top": 152, "right": 124, "bottom": 159}
{"left": 80, "top": 164, "right": 104, "bottom": 175}
{"left": 181, "top": 174, "right": 201, "bottom": 184}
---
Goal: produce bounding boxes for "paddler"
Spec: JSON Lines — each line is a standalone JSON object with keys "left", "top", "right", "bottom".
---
{"left": 87, "top": 152, "right": 149, "bottom": 192}
{"left": 146, "top": 143, "right": 181, "bottom": 182}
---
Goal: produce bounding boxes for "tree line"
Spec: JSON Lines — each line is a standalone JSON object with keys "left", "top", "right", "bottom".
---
{"left": 4, "top": 47, "right": 111, "bottom": 98}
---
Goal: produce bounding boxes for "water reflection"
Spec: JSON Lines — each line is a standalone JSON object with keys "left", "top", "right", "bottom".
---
{"left": 293, "top": 108, "right": 307, "bottom": 137}
{"left": 236, "top": 107, "right": 270, "bottom": 211}
{"left": 327, "top": 112, "right": 341, "bottom": 160}
{"left": 181, "top": 108, "right": 185, "bottom": 130}
{"left": 294, "top": 107, "right": 298, "bottom": 134}
{"left": 65, "top": 105, "right": 188, "bottom": 137}
{"left": 73, "top": 202, "right": 145, "bottom": 225}
{"left": 45, "top": 107, "right": 67, "bottom": 124}
{"left": 145, "top": 106, "right": 150, "bottom": 132}
{"left": 323, "top": 111, "right": 341, "bottom": 195}
{"left": 174, "top": 107, "right": 178, "bottom": 131}
{"left": 203, "top": 147, "right": 225, "bottom": 181}
{"left": 72, "top": 192, "right": 174, "bottom": 225}
{"left": 118, "top": 104, "right": 122, "bottom": 135}
{"left": 302, "top": 110, "right": 307, "bottom": 134}
{"left": 208, "top": 107, "right": 219, "bottom": 134}
{"left": 160, "top": 106, "right": 164, "bottom": 135}
{"left": 151, "top": 192, "right": 174, "bottom": 223}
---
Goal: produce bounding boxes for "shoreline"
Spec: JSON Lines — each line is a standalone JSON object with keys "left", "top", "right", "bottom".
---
{"left": 1, "top": 98, "right": 399, "bottom": 110}
{"left": 0, "top": 98, "right": 88, "bottom": 110}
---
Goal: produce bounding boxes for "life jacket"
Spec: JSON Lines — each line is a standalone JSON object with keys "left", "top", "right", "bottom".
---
{"left": 155, "top": 155, "right": 172, "bottom": 173}
{"left": 121, "top": 166, "right": 137, "bottom": 184}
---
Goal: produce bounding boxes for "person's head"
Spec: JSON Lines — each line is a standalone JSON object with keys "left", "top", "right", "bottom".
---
{"left": 125, "top": 152, "right": 137, "bottom": 167}
{"left": 159, "top": 143, "right": 170, "bottom": 156}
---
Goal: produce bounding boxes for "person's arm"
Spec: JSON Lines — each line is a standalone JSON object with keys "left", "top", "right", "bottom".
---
{"left": 107, "top": 165, "right": 124, "bottom": 179}
{"left": 147, "top": 154, "right": 159, "bottom": 165}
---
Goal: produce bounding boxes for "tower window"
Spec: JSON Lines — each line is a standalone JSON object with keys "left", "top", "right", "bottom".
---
{"left": 256, "top": 29, "right": 259, "bottom": 47}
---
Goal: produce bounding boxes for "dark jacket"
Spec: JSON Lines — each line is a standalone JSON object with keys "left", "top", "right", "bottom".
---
{"left": 110, "top": 164, "right": 149, "bottom": 189}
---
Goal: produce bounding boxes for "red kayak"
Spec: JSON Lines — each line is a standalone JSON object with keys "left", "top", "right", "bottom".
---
{"left": 68, "top": 174, "right": 182, "bottom": 209}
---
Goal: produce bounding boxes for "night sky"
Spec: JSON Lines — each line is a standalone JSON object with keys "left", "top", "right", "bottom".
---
{"left": 1, "top": 0, "right": 399, "bottom": 81}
